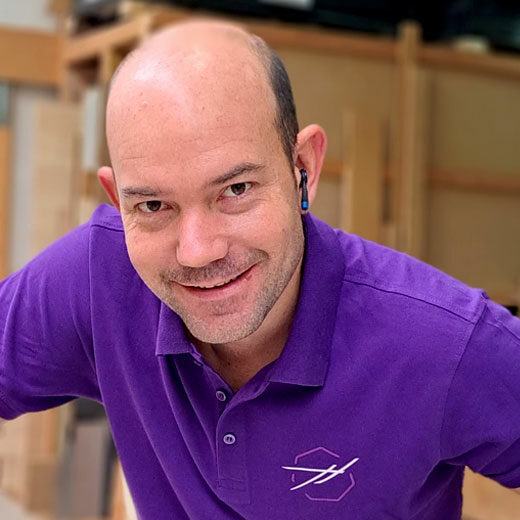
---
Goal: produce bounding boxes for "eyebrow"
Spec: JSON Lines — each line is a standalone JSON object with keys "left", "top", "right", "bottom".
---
{"left": 208, "top": 162, "right": 265, "bottom": 187}
{"left": 120, "top": 186, "right": 164, "bottom": 198}
{"left": 119, "top": 162, "right": 265, "bottom": 199}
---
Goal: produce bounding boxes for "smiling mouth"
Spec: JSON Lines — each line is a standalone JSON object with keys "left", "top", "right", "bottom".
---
{"left": 180, "top": 266, "right": 253, "bottom": 291}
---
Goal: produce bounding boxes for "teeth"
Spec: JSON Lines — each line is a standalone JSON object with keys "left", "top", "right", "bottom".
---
{"left": 194, "top": 273, "right": 240, "bottom": 289}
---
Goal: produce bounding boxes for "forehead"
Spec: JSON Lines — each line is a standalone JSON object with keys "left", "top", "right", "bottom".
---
{"left": 106, "top": 46, "right": 280, "bottom": 183}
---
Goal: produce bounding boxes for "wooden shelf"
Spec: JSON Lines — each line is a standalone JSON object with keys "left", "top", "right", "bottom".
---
{"left": 430, "top": 169, "right": 520, "bottom": 196}
{"left": 1, "top": 7, "right": 518, "bottom": 89}
{"left": 242, "top": 21, "right": 396, "bottom": 61}
{"left": 420, "top": 44, "right": 520, "bottom": 81}
{"left": 64, "top": 15, "right": 152, "bottom": 64}
{"left": 63, "top": 7, "right": 396, "bottom": 66}
{"left": 61, "top": 6, "right": 520, "bottom": 83}
{"left": 322, "top": 160, "right": 520, "bottom": 197}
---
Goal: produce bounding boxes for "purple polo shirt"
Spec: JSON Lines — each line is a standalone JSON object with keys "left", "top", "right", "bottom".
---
{"left": 1, "top": 203, "right": 520, "bottom": 519}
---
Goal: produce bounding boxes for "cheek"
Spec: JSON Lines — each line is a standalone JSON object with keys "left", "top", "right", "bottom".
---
{"left": 124, "top": 229, "right": 172, "bottom": 278}
{"left": 237, "top": 199, "right": 298, "bottom": 252}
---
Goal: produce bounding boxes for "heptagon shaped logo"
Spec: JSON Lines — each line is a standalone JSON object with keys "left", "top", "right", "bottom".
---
{"left": 282, "top": 446, "right": 359, "bottom": 502}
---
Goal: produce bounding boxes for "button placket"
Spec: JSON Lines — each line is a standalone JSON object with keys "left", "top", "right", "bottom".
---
{"left": 215, "top": 405, "right": 250, "bottom": 504}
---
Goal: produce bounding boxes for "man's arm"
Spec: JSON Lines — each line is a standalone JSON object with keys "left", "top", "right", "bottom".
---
{"left": 439, "top": 297, "right": 520, "bottom": 492}
{"left": 0, "top": 222, "right": 101, "bottom": 418}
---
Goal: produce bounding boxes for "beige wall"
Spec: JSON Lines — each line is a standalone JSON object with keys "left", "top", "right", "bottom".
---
{"left": 426, "top": 70, "right": 520, "bottom": 299}
{"left": 278, "top": 49, "right": 395, "bottom": 229}
{"left": 430, "top": 71, "right": 520, "bottom": 175}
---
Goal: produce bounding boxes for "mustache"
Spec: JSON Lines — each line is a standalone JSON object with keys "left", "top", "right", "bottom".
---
{"left": 160, "top": 250, "right": 268, "bottom": 285}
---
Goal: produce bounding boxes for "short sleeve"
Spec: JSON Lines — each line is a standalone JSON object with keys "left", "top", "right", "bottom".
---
{"left": 440, "top": 297, "right": 520, "bottom": 488}
{"left": 0, "top": 222, "right": 102, "bottom": 420}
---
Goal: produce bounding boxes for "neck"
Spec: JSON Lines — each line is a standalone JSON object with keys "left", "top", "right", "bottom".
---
{"left": 192, "top": 258, "right": 302, "bottom": 392}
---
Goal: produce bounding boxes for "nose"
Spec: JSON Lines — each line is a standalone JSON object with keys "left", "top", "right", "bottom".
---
{"left": 175, "top": 210, "right": 229, "bottom": 268}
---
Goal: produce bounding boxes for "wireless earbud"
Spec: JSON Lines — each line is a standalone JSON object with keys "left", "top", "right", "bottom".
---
{"left": 299, "top": 168, "right": 309, "bottom": 210}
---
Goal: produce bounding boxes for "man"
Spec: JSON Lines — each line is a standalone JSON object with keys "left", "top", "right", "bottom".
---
{"left": 1, "top": 19, "right": 520, "bottom": 520}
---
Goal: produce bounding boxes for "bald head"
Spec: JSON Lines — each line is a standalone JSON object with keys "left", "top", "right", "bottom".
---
{"left": 106, "top": 19, "right": 298, "bottom": 170}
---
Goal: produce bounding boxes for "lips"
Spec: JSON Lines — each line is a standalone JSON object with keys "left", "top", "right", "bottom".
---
{"left": 189, "top": 271, "right": 244, "bottom": 290}
{"left": 177, "top": 265, "right": 255, "bottom": 295}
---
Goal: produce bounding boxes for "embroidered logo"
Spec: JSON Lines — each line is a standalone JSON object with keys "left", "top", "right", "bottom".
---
{"left": 282, "top": 446, "right": 359, "bottom": 502}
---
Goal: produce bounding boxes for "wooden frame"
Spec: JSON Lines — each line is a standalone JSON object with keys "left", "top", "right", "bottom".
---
{"left": 0, "top": 27, "right": 61, "bottom": 87}
{"left": 430, "top": 169, "right": 520, "bottom": 196}
{"left": 322, "top": 161, "right": 520, "bottom": 196}
{"left": 340, "top": 113, "right": 385, "bottom": 243}
{"left": 421, "top": 45, "right": 520, "bottom": 81}
{"left": 392, "top": 22, "right": 430, "bottom": 258}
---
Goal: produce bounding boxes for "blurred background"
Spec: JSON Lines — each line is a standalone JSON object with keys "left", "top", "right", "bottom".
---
{"left": 0, "top": 0, "right": 519, "bottom": 519}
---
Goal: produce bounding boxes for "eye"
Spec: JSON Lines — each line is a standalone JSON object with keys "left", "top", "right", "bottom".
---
{"left": 137, "top": 201, "right": 167, "bottom": 213}
{"left": 222, "top": 182, "right": 252, "bottom": 198}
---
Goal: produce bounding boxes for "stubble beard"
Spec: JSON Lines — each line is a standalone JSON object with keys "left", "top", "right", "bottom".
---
{"left": 156, "top": 225, "right": 305, "bottom": 344}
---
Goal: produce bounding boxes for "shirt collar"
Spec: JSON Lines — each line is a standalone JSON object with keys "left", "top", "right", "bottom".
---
{"left": 267, "top": 213, "right": 345, "bottom": 387}
{"left": 155, "top": 213, "right": 346, "bottom": 387}
{"left": 155, "top": 302, "right": 193, "bottom": 356}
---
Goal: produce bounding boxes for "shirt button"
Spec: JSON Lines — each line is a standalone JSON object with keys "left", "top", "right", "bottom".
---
{"left": 215, "top": 389, "right": 227, "bottom": 402}
{"left": 223, "top": 433, "right": 236, "bottom": 445}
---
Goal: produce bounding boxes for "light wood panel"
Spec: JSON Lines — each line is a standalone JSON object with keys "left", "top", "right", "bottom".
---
{"left": 426, "top": 189, "right": 520, "bottom": 300}
{"left": 430, "top": 70, "right": 520, "bottom": 176}
{"left": 279, "top": 48, "right": 394, "bottom": 230}
{"left": 431, "top": 169, "right": 520, "bottom": 196}
{"left": 63, "top": 16, "right": 149, "bottom": 64}
{"left": 426, "top": 65, "right": 520, "bottom": 305}
{"left": 391, "top": 22, "right": 430, "bottom": 259}
{"left": 246, "top": 21, "right": 395, "bottom": 61}
{"left": 421, "top": 44, "right": 520, "bottom": 81}
{"left": 32, "top": 101, "right": 81, "bottom": 255}
{"left": 100, "top": 48, "right": 125, "bottom": 85}
{"left": 0, "top": 412, "right": 59, "bottom": 513}
{"left": 340, "top": 113, "right": 384, "bottom": 242}
{"left": 0, "top": 27, "right": 61, "bottom": 87}
{"left": 0, "top": 127, "right": 9, "bottom": 279}
{"left": 322, "top": 163, "right": 520, "bottom": 196}
{"left": 0, "top": 100, "right": 83, "bottom": 516}
{"left": 110, "top": 461, "right": 138, "bottom": 520}
{"left": 278, "top": 48, "right": 394, "bottom": 166}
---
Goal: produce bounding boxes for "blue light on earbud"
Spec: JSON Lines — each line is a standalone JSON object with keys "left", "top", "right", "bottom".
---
{"left": 299, "top": 168, "right": 309, "bottom": 211}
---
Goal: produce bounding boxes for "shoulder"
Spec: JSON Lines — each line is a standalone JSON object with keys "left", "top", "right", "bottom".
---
{"left": 321, "top": 223, "right": 490, "bottom": 372}
{"left": 87, "top": 203, "right": 127, "bottom": 261}
{"left": 2, "top": 204, "right": 127, "bottom": 294}
{"left": 333, "top": 227, "right": 486, "bottom": 325}
{"left": 20, "top": 204, "right": 125, "bottom": 276}
{"left": 89, "top": 203, "right": 124, "bottom": 233}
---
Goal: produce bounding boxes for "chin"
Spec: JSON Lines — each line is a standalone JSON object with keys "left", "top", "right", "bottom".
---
{"left": 183, "top": 312, "right": 264, "bottom": 344}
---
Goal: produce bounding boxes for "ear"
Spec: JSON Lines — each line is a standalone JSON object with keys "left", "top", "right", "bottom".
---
{"left": 97, "top": 166, "right": 120, "bottom": 211}
{"left": 293, "top": 124, "right": 327, "bottom": 212}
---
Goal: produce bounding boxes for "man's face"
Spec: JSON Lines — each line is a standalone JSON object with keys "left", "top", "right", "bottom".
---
{"left": 108, "top": 75, "right": 304, "bottom": 344}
